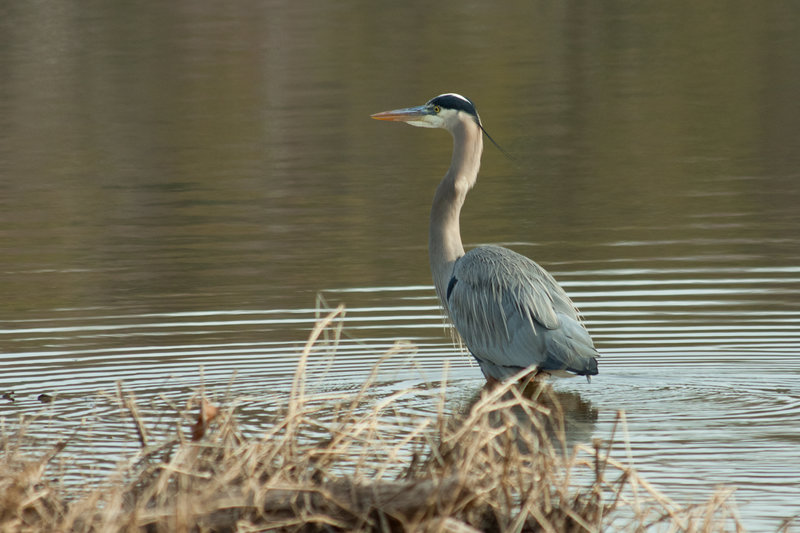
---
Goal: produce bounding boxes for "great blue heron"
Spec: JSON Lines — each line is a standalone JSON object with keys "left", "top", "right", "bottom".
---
{"left": 372, "top": 93, "right": 599, "bottom": 383}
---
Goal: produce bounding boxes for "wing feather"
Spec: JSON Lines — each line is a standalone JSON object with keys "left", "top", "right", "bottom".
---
{"left": 447, "top": 245, "right": 598, "bottom": 380}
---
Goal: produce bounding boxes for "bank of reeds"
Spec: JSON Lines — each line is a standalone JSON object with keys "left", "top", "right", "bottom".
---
{"left": 1, "top": 307, "right": 743, "bottom": 532}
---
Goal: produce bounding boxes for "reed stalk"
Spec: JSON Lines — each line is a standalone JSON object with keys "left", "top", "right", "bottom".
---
{"left": 0, "top": 308, "right": 747, "bottom": 532}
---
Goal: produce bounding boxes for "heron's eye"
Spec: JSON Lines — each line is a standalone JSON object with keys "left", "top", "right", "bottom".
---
{"left": 433, "top": 106, "right": 441, "bottom": 114}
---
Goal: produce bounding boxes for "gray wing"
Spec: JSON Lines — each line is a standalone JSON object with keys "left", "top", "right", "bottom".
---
{"left": 446, "top": 245, "right": 598, "bottom": 380}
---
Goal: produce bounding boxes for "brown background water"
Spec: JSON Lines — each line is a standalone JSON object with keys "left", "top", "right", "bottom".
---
{"left": 2, "top": 1, "right": 800, "bottom": 529}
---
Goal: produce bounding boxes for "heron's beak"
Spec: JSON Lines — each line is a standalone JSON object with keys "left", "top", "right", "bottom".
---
{"left": 371, "top": 105, "right": 430, "bottom": 122}
{"left": 372, "top": 104, "right": 442, "bottom": 128}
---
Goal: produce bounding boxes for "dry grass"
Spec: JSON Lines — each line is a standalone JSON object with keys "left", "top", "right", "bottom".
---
{"left": 1, "top": 307, "right": 746, "bottom": 532}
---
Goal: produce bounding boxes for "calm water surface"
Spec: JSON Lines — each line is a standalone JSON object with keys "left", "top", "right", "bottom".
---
{"left": 2, "top": 1, "right": 800, "bottom": 530}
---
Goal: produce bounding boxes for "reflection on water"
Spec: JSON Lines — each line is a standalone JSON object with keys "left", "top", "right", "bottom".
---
{"left": 454, "top": 383, "right": 599, "bottom": 450}
{"left": 2, "top": 0, "right": 800, "bottom": 529}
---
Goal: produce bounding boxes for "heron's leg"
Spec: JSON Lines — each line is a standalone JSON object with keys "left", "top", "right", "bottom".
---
{"left": 520, "top": 369, "right": 551, "bottom": 398}
{"left": 484, "top": 375, "right": 501, "bottom": 388}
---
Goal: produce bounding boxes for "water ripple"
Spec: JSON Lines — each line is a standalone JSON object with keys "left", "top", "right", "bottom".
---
{"left": 2, "top": 267, "right": 800, "bottom": 529}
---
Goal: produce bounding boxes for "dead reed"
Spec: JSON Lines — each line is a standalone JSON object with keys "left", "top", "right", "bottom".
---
{"left": 1, "top": 306, "right": 745, "bottom": 532}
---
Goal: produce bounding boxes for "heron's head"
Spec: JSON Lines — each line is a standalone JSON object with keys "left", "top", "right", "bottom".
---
{"left": 371, "top": 93, "right": 481, "bottom": 131}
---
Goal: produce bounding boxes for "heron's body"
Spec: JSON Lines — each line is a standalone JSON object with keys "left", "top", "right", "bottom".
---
{"left": 373, "top": 93, "right": 599, "bottom": 382}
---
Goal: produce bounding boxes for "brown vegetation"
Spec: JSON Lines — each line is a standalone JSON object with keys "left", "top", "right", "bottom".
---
{"left": 1, "top": 308, "right": 744, "bottom": 532}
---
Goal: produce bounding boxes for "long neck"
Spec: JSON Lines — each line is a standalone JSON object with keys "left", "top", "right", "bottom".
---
{"left": 429, "top": 121, "right": 483, "bottom": 309}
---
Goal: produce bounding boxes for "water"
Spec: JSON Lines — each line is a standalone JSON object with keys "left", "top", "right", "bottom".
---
{"left": 2, "top": 1, "right": 800, "bottom": 529}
